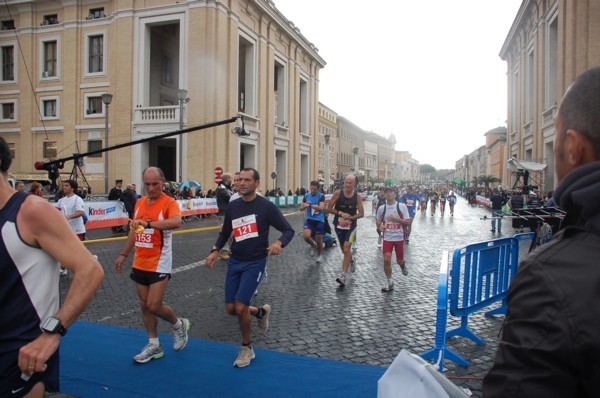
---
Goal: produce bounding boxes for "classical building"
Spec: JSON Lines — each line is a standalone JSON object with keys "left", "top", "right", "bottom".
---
{"left": 484, "top": 126, "right": 506, "bottom": 186}
{"left": 317, "top": 102, "right": 337, "bottom": 191}
{"left": 0, "top": 0, "right": 325, "bottom": 194}
{"left": 336, "top": 116, "right": 363, "bottom": 180}
{"left": 395, "top": 150, "right": 420, "bottom": 183}
{"left": 500, "top": 0, "right": 600, "bottom": 193}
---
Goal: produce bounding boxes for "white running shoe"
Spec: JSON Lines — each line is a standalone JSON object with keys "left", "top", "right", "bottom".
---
{"left": 234, "top": 345, "right": 256, "bottom": 368}
{"left": 316, "top": 255, "right": 323, "bottom": 264}
{"left": 336, "top": 273, "right": 346, "bottom": 286}
{"left": 309, "top": 245, "right": 316, "bottom": 257}
{"left": 133, "top": 343, "right": 164, "bottom": 364}
{"left": 173, "top": 318, "right": 190, "bottom": 351}
{"left": 257, "top": 304, "right": 271, "bottom": 335}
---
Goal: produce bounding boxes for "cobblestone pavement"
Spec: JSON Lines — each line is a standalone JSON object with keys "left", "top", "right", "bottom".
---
{"left": 64, "top": 196, "right": 529, "bottom": 396}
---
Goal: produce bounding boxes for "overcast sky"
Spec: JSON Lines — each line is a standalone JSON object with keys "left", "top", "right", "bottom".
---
{"left": 273, "top": 0, "right": 523, "bottom": 170}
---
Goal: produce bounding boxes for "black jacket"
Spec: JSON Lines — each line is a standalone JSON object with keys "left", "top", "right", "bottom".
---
{"left": 484, "top": 161, "right": 600, "bottom": 397}
{"left": 121, "top": 188, "right": 137, "bottom": 214}
{"left": 215, "top": 183, "right": 232, "bottom": 213}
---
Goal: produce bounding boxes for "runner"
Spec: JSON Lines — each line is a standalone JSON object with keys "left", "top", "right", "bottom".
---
{"left": 374, "top": 187, "right": 386, "bottom": 247}
{"left": 429, "top": 190, "right": 439, "bottom": 216}
{"left": 299, "top": 181, "right": 326, "bottom": 264}
{"left": 328, "top": 174, "right": 364, "bottom": 287}
{"left": 205, "top": 168, "right": 294, "bottom": 368}
{"left": 376, "top": 188, "right": 410, "bottom": 292}
{"left": 418, "top": 189, "right": 428, "bottom": 216}
{"left": 439, "top": 189, "right": 447, "bottom": 217}
{"left": 448, "top": 190, "right": 457, "bottom": 216}
{"left": 400, "top": 186, "right": 419, "bottom": 243}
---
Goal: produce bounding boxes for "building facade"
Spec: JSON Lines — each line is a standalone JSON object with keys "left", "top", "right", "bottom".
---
{"left": 484, "top": 126, "right": 506, "bottom": 186}
{"left": 0, "top": 0, "right": 325, "bottom": 193}
{"left": 317, "top": 102, "right": 337, "bottom": 191}
{"left": 500, "top": 0, "right": 600, "bottom": 193}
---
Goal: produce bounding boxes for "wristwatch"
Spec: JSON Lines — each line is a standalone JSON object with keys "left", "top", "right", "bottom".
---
{"left": 41, "top": 316, "right": 67, "bottom": 336}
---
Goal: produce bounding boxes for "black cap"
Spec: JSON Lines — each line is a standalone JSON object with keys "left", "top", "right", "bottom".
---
{"left": 116, "top": 179, "right": 123, "bottom": 183}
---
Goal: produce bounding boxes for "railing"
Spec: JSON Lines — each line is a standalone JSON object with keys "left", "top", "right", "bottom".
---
{"left": 134, "top": 106, "right": 179, "bottom": 123}
{"left": 421, "top": 233, "right": 534, "bottom": 371}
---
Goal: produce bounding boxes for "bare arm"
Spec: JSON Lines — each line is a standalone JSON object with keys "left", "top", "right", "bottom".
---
{"left": 327, "top": 191, "right": 340, "bottom": 215}
{"left": 17, "top": 196, "right": 104, "bottom": 375}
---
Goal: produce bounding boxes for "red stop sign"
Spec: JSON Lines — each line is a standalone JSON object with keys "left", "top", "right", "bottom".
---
{"left": 214, "top": 166, "right": 223, "bottom": 176}
{"left": 214, "top": 177, "right": 222, "bottom": 184}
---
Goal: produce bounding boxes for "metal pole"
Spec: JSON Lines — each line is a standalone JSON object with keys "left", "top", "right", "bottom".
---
{"left": 104, "top": 104, "right": 109, "bottom": 194}
{"left": 179, "top": 99, "right": 183, "bottom": 183}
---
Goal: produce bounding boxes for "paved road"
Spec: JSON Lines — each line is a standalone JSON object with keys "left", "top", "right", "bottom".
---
{"left": 64, "top": 196, "right": 526, "bottom": 396}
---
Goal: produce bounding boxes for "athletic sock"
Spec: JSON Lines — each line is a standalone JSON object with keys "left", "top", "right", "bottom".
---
{"left": 173, "top": 319, "right": 182, "bottom": 329}
{"left": 255, "top": 307, "right": 265, "bottom": 319}
{"left": 242, "top": 342, "right": 251, "bottom": 347}
{"left": 149, "top": 337, "right": 159, "bottom": 346}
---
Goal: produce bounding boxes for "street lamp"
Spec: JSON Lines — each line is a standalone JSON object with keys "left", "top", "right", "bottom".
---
{"left": 324, "top": 133, "right": 331, "bottom": 193}
{"left": 177, "top": 89, "right": 190, "bottom": 183}
{"left": 101, "top": 92, "right": 113, "bottom": 194}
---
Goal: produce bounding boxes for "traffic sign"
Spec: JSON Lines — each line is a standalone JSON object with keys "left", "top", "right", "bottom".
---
{"left": 271, "top": 171, "right": 277, "bottom": 180}
{"left": 214, "top": 166, "right": 223, "bottom": 176}
{"left": 214, "top": 177, "right": 222, "bottom": 184}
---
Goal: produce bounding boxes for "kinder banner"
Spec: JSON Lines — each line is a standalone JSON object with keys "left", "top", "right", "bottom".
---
{"left": 178, "top": 198, "right": 218, "bottom": 216}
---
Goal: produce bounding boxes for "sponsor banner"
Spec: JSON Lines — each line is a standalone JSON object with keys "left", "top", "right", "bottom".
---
{"left": 477, "top": 195, "right": 491, "bottom": 208}
{"left": 177, "top": 198, "right": 219, "bottom": 216}
{"left": 58, "top": 201, "right": 130, "bottom": 230}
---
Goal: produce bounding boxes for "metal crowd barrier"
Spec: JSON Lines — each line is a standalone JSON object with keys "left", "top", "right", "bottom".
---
{"left": 421, "top": 233, "right": 534, "bottom": 371}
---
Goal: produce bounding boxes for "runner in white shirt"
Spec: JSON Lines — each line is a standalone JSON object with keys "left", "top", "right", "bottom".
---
{"left": 376, "top": 187, "right": 411, "bottom": 292}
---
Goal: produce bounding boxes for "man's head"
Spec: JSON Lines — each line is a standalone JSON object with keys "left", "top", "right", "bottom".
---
{"left": 310, "top": 180, "right": 319, "bottom": 194}
{"left": 343, "top": 174, "right": 357, "bottom": 190}
{"left": 384, "top": 187, "right": 396, "bottom": 201}
{"left": 233, "top": 172, "right": 241, "bottom": 191}
{"left": 221, "top": 173, "right": 232, "bottom": 186}
{"left": 62, "top": 179, "right": 78, "bottom": 196}
{"left": 238, "top": 168, "right": 260, "bottom": 197}
{"left": 15, "top": 181, "right": 25, "bottom": 191}
{"left": 142, "top": 167, "right": 165, "bottom": 199}
{"left": 132, "top": 184, "right": 137, "bottom": 192}
{"left": 115, "top": 179, "right": 123, "bottom": 188}
{"left": 0, "top": 136, "right": 12, "bottom": 176}
{"left": 554, "top": 66, "right": 600, "bottom": 183}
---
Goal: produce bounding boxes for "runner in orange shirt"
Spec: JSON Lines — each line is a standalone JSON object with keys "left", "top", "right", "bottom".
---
{"left": 114, "top": 167, "right": 190, "bottom": 363}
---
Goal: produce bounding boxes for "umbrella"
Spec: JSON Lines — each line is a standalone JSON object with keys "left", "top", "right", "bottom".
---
{"left": 180, "top": 180, "right": 201, "bottom": 189}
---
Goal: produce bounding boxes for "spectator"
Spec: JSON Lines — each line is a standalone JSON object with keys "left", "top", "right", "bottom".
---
{"left": 15, "top": 181, "right": 25, "bottom": 192}
{"left": 108, "top": 179, "right": 123, "bottom": 200}
{"left": 28, "top": 182, "right": 44, "bottom": 197}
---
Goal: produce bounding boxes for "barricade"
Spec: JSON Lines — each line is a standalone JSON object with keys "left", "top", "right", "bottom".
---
{"left": 421, "top": 233, "right": 534, "bottom": 371}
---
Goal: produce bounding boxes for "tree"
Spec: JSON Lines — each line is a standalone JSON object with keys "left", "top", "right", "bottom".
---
{"left": 420, "top": 164, "right": 436, "bottom": 174}
{"left": 478, "top": 175, "right": 501, "bottom": 190}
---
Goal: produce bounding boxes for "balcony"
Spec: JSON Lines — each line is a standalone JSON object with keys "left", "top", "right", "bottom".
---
{"left": 134, "top": 106, "right": 179, "bottom": 124}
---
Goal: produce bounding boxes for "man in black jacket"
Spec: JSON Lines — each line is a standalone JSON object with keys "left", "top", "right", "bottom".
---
{"left": 489, "top": 190, "right": 507, "bottom": 234}
{"left": 484, "top": 67, "right": 600, "bottom": 397}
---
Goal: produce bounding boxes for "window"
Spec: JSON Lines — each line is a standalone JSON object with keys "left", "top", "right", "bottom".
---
{"left": 43, "top": 14, "right": 59, "bottom": 26}
{"left": 546, "top": 14, "right": 558, "bottom": 108}
{"left": 87, "top": 96, "right": 102, "bottom": 114}
{"left": 1, "top": 20, "right": 14, "bottom": 30}
{"left": 43, "top": 141, "right": 58, "bottom": 158}
{"left": 88, "top": 35, "right": 103, "bottom": 73}
{"left": 87, "top": 8, "right": 105, "bottom": 19}
{"left": 2, "top": 102, "right": 14, "bottom": 120}
{"left": 274, "top": 60, "right": 287, "bottom": 125}
{"left": 42, "top": 99, "right": 57, "bottom": 118}
{"left": 161, "top": 53, "right": 173, "bottom": 85}
{"left": 238, "top": 33, "right": 256, "bottom": 115}
{"left": 299, "top": 77, "right": 308, "bottom": 134}
{"left": 43, "top": 41, "right": 57, "bottom": 77}
{"left": 87, "top": 139, "right": 102, "bottom": 157}
{"left": 1, "top": 45, "right": 14, "bottom": 81}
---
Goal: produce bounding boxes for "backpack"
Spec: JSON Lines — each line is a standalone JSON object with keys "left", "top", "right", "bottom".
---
{"left": 378, "top": 202, "right": 403, "bottom": 222}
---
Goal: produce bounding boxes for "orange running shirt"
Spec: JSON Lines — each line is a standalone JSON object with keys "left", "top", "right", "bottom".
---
{"left": 132, "top": 193, "right": 181, "bottom": 273}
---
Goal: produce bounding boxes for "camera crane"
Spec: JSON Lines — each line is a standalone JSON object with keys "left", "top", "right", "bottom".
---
{"left": 34, "top": 115, "right": 248, "bottom": 193}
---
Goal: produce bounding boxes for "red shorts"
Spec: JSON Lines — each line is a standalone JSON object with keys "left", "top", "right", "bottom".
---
{"left": 382, "top": 240, "right": 404, "bottom": 261}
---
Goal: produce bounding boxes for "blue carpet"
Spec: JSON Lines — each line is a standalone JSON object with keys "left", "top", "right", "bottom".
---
{"left": 61, "top": 322, "right": 385, "bottom": 397}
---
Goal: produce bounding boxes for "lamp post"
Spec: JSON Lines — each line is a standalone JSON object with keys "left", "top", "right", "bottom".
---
{"left": 324, "top": 133, "right": 330, "bottom": 193}
{"left": 101, "top": 92, "right": 113, "bottom": 194}
{"left": 177, "top": 89, "right": 190, "bottom": 183}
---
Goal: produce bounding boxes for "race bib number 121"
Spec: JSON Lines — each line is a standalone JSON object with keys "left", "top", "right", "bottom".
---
{"left": 232, "top": 214, "right": 259, "bottom": 242}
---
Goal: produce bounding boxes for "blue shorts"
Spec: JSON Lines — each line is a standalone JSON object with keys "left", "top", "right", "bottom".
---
{"left": 406, "top": 207, "right": 416, "bottom": 218}
{"left": 303, "top": 219, "right": 325, "bottom": 234}
{"left": 0, "top": 347, "right": 59, "bottom": 396}
{"left": 225, "top": 256, "right": 268, "bottom": 306}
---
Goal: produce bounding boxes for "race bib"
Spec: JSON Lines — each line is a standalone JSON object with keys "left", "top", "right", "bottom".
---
{"left": 406, "top": 199, "right": 414, "bottom": 207}
{"left": 134, "top": 228, "right": 154, "bottom": 248}
{"left": 385, "top": 222, "right": 402, "bottom": 231}
{"left": 232, "top": 214, "right": 259, "bottom": 242}
{"left": 337, "top": 218, "right": 352, "bottom": 230}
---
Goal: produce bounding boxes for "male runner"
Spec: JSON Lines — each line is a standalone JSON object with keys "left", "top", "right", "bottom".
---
{"left": 418, "top": 190, "right": 428, "bottom": 215}
{"left": 400, "top": 186, "right": 419, "bottom": 243}
{"left": 439, "top": 189, "right": 447, "bottom": 217}
{"left": 374, "top": 187, "right": 386, "bottom": 247}
{"left": 300, "top": 181, "right": 326, "bottom": 264}
{"left": 205, "top": 168, "right": 294, "bottom": 368}
{"left": 115, "top": 167, "right": 190, "bottom": 364}
{"left": 448, "top": 191, "right": 457, "bottom": 216}
{"left": 328, "top": 174, "right": 364, "bottom": 286}
{"left": 376, "top": 187, "right": 411, "bottom": 292}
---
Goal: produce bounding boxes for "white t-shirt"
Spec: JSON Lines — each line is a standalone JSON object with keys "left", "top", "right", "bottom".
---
{"left": 376, "top": 201, "right": 409, "bottom": 242}
{"left": 57, "top": 194, "right": 86, "bottom": 234}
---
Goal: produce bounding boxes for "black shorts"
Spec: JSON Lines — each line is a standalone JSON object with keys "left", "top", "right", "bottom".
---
{"left": 0, "top": 347, "right": 59, "bottom": 396}
{"left": 129, "top": 268, "right": 171, "bottom": 286}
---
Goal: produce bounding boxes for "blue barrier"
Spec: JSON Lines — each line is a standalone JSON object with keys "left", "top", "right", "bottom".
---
{"left": 421, "top": 233, "right": 534, "bottom": 371}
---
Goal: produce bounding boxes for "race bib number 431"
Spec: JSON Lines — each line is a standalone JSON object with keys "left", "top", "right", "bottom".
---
{"left": 232, "top": 214, "right": 259, "bottom": 242}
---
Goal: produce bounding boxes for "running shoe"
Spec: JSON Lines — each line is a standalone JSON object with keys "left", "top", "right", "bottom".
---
{"left": 309, "top": 245, "right": 316, "bottom": 257}
{"left": 350, "top": 258, "right": 356, "bottom": 273}
{"left": 377, "top": 235, "right": 382, "bottom": 247}
{"left": 257, "top": 304, "right": 271, "bottom": 335}
{"left": 133, "top": 343, "right": 164, "bottom": 364}
{"left": 352, "top": 241, "right": 359, "bottom": 252}
{"left": 382, "top": 280, "right": 394, "bottom": 292}
{"left": 234, "top": 345, "right": 256, "bottom": 368}
{"left": 401, "top": 264, "right": 409, "bottom": 276}
{"left": 336, "top": 273, "right": 346, "bottom": 286}
{"left": 173, "top": 318, "right": 190, "bottom": 351}
{"left": 316, "top": 255, "right": 323, "bottom": 264}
